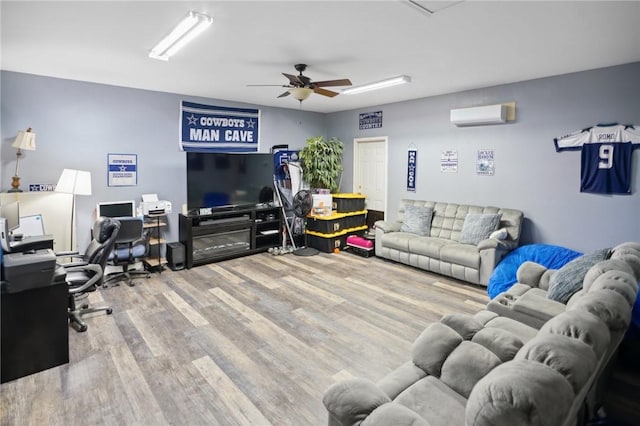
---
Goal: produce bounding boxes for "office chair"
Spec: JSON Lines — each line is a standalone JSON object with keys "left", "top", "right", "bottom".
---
{"left": 105, "top": 216, "right": 150, "bottom": 287}
{"left": 57, "top": 216, "right": 120, "bottom": 332}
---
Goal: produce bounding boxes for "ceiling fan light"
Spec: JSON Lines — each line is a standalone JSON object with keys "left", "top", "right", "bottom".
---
{"left": 289, "top": 87, "right": 314, "bottom": 101}
{"left": 342, "top": 75, "right": 411, "bottom": 95}
{"left": 149, "top": 11, "right": 213, "bottom": 61}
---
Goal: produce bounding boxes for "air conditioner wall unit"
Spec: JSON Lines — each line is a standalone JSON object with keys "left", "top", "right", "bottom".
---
{"left": 450, "top": 104, "right": 507, "bottom": 126}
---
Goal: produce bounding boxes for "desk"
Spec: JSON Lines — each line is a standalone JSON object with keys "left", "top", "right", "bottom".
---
{"left": 1, "top": 252, "right": 69, "bottom": 383}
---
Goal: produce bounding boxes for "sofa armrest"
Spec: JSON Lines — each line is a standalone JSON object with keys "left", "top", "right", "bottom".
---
{"left": 323, "top": 379, "right": 391, "bottom": 426}
{"left": 374, "top": 220, "right": 401, "bottom": 234}
{"left": 478, "top": 239, "right": 517, "bottom": 286}
{"left": 516, "top": 261, "right": 556, "bottom": 291}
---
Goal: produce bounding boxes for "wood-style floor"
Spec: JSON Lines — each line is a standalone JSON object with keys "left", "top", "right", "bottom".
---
{"left": 0, "top": 251, "right": 488, "bottom": 425}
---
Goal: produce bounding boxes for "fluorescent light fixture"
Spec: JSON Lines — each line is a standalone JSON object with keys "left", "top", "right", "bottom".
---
{"left": 342, "top": 75, "right": 411, "bottom": 95}
{"left": 149, "top": 11, "right": 213, "bottom": 61}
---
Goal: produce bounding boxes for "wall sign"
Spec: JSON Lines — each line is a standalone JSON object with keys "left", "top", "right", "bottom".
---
{"left": 28, "top": 184, "right": 56, "bottom": 192}
{"left": 108, "top": 153, "right": 137, "bottom": 187}
{"left": 180, "top": 100, "right": 260, "bottom": 152}
{"left": 407, "top": 149, "right": 417, "bottom": 192}
{"left": 359, "top": 111, "right": 383, "bottom": 130}
{"left": 476, "top": 149, "right": 495, "bottom": 176}
{"left": 440, "top": 150, "right": 458, "bottom": 173}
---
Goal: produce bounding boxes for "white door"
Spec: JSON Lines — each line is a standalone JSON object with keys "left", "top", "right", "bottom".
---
{"left": 353, "top": 137, "right": 388, "bottom": 214}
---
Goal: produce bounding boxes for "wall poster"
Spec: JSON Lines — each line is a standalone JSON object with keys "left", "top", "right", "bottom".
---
{"left": 476, "top": 149, "right": 495, "bottom": 176}
{"left": 440, "top": 150, "right": 458, "bottom": 173}
{"left": 108, "top": 153, "right": 137, "bottom": 187}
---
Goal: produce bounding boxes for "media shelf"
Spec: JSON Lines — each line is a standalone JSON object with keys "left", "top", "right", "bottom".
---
{"left": 179, "top": 205, "right": 282, "bottom": 268}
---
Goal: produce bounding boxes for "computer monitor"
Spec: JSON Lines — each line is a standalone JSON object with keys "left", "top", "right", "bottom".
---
{"left": 0, "top": 201, "right": 20, "bottom": 232}
{"left": 15, "top": 214, "right": 45, "bottom": 237}
{"left": 97, "top": 200, "right": 136, "bottom": 218}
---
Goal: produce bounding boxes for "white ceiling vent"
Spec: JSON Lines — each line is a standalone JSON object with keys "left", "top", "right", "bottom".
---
{"left": 450, "top": 104, "right": 507, "bottom": 126}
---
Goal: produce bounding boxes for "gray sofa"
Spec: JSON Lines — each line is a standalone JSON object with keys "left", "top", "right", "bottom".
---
{"left": 323, "top": 243, "right": 640, "bottom": 426}
{"left": 375, "top": 199, "right": 524, "bottom": 286}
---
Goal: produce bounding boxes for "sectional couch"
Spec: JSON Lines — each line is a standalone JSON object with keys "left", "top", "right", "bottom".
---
{"left": 322, "top": 243, "right": 640, "bottom": 426}
{"left": 375, "top": 199, "right": 524, "bottom": 286}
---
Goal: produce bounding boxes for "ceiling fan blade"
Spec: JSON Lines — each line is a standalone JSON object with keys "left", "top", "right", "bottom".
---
{"left": 312, "top": 78, "right": 352, "bottom": 87}
{"left": 247, "top": 84, "right": 289, "bottom": 87}
{"left": 277, "top": 91, "right": 291, "bottom": 98}
{"left": 283, "top": 73, "right": 304, "bottom": 86}
{"left": 313, "top": 87, "right": 339, "bottom": 98}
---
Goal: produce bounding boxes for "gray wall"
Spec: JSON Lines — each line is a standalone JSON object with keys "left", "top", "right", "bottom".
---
{"left": 2, "top": 63, "right": 639, "bottom": 254}
{"left": 1, "top": 71, "right": 325, "bottom": 249}
{"left": 327, "top": 62, "right": 640, "bottom": 253}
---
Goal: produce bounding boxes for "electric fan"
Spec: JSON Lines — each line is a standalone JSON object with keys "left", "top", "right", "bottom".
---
{"left": 291, "top": 190, "right": 318, "bottom": 256}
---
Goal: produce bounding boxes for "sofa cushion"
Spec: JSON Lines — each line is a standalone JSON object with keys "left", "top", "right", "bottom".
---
{"left": 466, "top": 359, "right": 574, "bottom": 426}
{"left": 458, "top": 213, "right": 502, "bottom": 245}
{"left": 540, "top": 310, "right": 610, "bottom": 359}
{"left": 484, "top": 316, "right": 538, "bottom": 343}
{"left": 381, "top": 232, "right": 420, "bottom": 252}
{"left": 363, "top": 402, "right": 431, "bottom": 426}
{"left": 587, "top": 270, "right": 638, "bottom": 306}
{"left": 546, "top": 248, "right": 611, "bottom": 303}
{"left": 440, "top": 243, "right": 481, "bottom": 269}
{"left": 377, "top": 361, "right": 428, "bottom": 400}
{"left": 567, "top": 290, "right": 632, "bottom": 331}
{"left": 439, "top": 341, "right": 501, "bottom": 398}
{"left": 583, "top": 258, "right": 636, "bottom": 292}
{"left": 471, "top": 327, "right": 525, "bottom": 362}
{"left": 322, "top": 379, "right": 392, "bottom": 425}
{"left": 515, "top": 334, "right": 597, "bottom": 394}
{"left": 408, "top": 237, "right": 451, "bottom": 258}
{"left": 394, "top": 376, "right": 466, "bottom": 426}
{"left": 400, "top": 205, "right": 434, "bottom": 236}
{"left": 412, "top": 322, "right": 462, "bottom": 376}
{"left": 440, "top": 314, "right": 484, "bottom": 340}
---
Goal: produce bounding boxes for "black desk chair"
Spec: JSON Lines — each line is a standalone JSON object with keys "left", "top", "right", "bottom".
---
{"left": 105, "top": 216, "right": 150, "bottom": 287}
{"left": 57, "top": 216, "right": 120, "bottom": 332}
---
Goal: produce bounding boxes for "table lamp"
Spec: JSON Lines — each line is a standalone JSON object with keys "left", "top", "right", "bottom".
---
{"left": 9, "top": 127, "right": 37, "bottom": 192}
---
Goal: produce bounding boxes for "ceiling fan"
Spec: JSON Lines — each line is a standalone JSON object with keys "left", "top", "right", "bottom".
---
{"left": 248, "top": 64, "right": 352, "bottom": 102}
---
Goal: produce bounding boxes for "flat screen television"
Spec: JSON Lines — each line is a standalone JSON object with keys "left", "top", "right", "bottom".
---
{"left": 97, "top": 200, "right": 136, "bottom": 218}
{"left": 186, "top": 152, "right": 274, "bottom": 211}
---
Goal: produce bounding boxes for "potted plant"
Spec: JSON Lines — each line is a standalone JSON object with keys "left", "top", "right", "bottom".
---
{"left": 299, "top": 136, "right": 344, "bottom": 193}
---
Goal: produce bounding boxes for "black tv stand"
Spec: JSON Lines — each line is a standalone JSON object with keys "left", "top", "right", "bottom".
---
{"left": 179, "top": 205, "right": 282, "bottom": 268}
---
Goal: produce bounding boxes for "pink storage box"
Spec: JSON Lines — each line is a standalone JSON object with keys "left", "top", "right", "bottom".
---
{"left": 346, "top": 235, "right": 374, "bottom": 250}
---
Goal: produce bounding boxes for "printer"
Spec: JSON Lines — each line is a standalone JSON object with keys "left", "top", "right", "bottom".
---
{"left": 140, "top": 194, "right": 172, "bottom": 215}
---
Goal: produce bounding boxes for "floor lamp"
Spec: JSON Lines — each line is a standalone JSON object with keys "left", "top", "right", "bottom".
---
{"left": 55, "top": 169, "right": 92, "bottom": 251}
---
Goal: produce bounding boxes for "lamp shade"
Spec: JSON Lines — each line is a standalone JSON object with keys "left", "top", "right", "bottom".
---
{"left": 12, "top": 128, "right": 36, "bottom": 151}
{"left": 289, "top": 87, "right": 313, "bottom": 101}
{"left": 55, "top": 169, "right": 92, "bottom": 195}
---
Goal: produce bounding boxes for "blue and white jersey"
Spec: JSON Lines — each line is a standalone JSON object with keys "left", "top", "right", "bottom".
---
{"left": 554, "top": 124, "right": 640, "bottom": 194}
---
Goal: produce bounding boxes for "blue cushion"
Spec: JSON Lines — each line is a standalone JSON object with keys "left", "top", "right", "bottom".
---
{"left": 487, "top": 244, "right": 583, "bottom": 299}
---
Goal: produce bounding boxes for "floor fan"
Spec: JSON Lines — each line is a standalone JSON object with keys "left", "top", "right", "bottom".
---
{"left": 291, "top": 189, "right": 318, "bottom": 256}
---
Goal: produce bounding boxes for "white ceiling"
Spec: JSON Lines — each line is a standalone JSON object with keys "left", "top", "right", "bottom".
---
{"left": 2, "top": 1, "right": 640, "bottom": 113}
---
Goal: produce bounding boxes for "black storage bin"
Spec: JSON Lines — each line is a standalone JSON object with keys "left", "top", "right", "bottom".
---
{"left": 332, "top": 193, "right": 366, "bottom": 213}
{"left": 306, "top": 225, "right": 368, "bottom": 253}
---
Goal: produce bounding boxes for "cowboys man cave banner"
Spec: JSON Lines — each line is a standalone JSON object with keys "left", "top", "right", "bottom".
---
{"left": 180, "top": 101, "right": 260, "bottom": 152}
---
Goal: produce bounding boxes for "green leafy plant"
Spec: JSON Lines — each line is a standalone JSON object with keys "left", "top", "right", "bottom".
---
{"left": 299, "top": 136, "right": 344, "bottom": 192}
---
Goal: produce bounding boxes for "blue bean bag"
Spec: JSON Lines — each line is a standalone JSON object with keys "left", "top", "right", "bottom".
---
{"left": 487, "top": 244, "right": 583, "bottom": 299}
